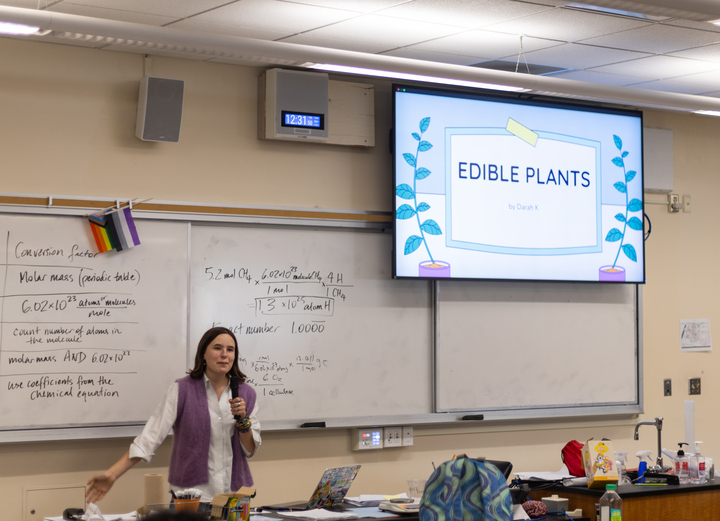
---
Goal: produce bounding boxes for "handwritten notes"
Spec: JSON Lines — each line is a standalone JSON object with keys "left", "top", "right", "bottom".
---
{"left": 0, "top": 216, "right": 187, "bottom": 429}
{"left": 190, "top": 225, "right": 432, "bottom": 424}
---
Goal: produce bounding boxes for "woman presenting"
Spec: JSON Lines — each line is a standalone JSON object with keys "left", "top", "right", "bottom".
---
{"left": 86, "top": 327, "right": 261, "bottom": 510}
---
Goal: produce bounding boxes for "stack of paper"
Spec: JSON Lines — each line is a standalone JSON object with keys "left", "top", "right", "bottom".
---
{"left": 277, "top": 509, "right": 359, "bottom": 521}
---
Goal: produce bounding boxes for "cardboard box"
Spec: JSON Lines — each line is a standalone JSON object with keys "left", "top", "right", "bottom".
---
{"left": 210, "top": 487, "right": 255, "bottom": 521}
{"left": 582, "top": 439, "right": 618, "bottom": 488}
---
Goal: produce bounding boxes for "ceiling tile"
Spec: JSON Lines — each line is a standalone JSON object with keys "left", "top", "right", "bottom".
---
{"left": 278, "top": 0, "right": 409, "bottom": 13}
{"left": 58, "top": 0, "right": 231, "bottom": 19}
{"left": 376, "top": 0, "right": 555, "bottom": 29}
{"left": 519, "top": 43, "right": 649, "bottom": 69}
{"left": 50, "top": 3, "right": 176, "bottom": 26}
{"left": 590, "top": 55, "right": 720, "bottom": 80}
{"left": 281, "top": 13, "right": 466, "bottom": 50}
{"left": 670, "top": 69, "right": 720, "bottom": 89}
{"left": 484, "top": 7, "right": 651, "bottom": 42}
{"left": 185, "top": 0, "right": 358, "bottom": 36}
{"left": 380, "top": 48, "right": 490, "bottom": 66}
{"left": 627, "top": 79, "right": 719, "bottom": 95}
{"left": 579, "top": 23, "right": 720, "bottom": 53}
{"left": 170, "top": 19, "right": 291, "bottom": 41}
{"left": 0, "top": 0, "right": 42, "bottom": 7}
{"left": 669, "top": 43, "right": 720, "bottom": 64}
{"left": 661, "top": 19, "right": 720, "bottom": 33}
{"left": 550, "top": 69, "right": 647, "bottom": 86}
{"left": 407, "top": 30, "right": 562, "bottom": 60}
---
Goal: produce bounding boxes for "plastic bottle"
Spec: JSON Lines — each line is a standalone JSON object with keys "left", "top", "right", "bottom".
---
{"left": 615, "top": 451, "right": 629, "bottom": 485}
{"left": 693, "top": 441, "right": 706, "bottom": 484}
{"left": 636, "top": 450, "right": 652, "bottom": 483}
{"left": 599, "top": 483, "right": 623, "bottom": 521}
{"left": 675, "top": 443, "right": 690, "bottom": 485}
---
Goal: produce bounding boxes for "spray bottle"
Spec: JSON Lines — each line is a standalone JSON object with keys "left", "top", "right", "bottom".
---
{"left": 636, "top": 450, "right": 652, "bottom": 483}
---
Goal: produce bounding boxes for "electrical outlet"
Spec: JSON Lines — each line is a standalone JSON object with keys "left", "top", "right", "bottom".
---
{"left": 384, "top": 426, "right": 402, "bottom": 448}
{"left": 402, "top": 426, "right": 414, "bottom": 446}
{"left": 689, "top": 377, "right": 701, "bottom": 395}
{"left": 683, "top": 195, "right": 692, "bottom": 213}
{"left": 664, "top": 378, "right": 672, "bottom": 397}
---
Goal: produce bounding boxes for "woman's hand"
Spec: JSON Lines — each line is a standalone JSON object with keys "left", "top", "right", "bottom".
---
{"left": 230, "top": 397, "right": 247, "bottom": 418}
{"left": 86, "top": 471, "right": 117, "bottom": 503}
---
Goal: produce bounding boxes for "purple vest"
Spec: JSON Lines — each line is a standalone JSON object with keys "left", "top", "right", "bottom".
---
{"left": 168, "top": 375, "right": 256, "bottom": 491}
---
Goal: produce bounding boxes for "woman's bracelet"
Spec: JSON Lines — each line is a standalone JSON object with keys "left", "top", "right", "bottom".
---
{"left": 235, "top": 416, "right": 252, "bottom": 432}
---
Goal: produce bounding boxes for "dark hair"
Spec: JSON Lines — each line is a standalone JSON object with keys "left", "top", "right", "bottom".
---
{"left": 188, "top": 326, "right": 246, "bottom": 382}
{"left": 145, "top": 511, "right": 208, "bottom": 521}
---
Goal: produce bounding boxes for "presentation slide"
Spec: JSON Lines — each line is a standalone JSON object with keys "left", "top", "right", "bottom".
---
{"left": 393, "top": 86, "right": 644, "bottom": 283}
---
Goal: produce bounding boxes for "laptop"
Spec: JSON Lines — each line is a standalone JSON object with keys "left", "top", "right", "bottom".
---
{"left": 262, "top": 465, "right": 361, "bottom": 511}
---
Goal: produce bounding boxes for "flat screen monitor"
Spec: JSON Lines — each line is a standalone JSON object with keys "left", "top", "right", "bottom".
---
{"left": 392, "top": 84, "right": 645, "bottom": 283}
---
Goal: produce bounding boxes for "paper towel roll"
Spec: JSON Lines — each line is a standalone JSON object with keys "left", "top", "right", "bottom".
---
{"left": 144, "top": 473, "right": 165, "bottom": 507}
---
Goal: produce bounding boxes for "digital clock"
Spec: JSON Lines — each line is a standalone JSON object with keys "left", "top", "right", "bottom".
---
{"left": 282, "top": 111, "right": 324, "bottom": 130}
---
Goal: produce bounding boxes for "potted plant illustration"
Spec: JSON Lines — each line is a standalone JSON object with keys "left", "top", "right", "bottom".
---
{"left": 396, "top": 117, "right": 449, "bottom": 277}
{"left": 600, "top": 134, "right": 642, "bottom": 281}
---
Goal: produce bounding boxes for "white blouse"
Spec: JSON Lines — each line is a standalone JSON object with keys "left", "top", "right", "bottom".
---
{"left": 129, "top": 374, "right": 262, "bottom": 502}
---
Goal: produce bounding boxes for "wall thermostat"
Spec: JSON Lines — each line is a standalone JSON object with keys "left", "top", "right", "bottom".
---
{"left": 258, "top": 68, "right": 329, "bottom": 142}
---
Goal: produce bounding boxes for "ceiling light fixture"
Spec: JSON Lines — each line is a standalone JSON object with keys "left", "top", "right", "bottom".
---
{"left": 307, "top": 63, "right": 526, "bottom": 92}
{"left": 694, "top": 110, "right": 720, "bottom": 117}
{"left": 0, "top": 21, "right": 40, "bottom": 35}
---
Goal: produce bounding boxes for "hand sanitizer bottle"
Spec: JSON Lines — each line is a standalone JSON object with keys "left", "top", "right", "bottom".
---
{"left": 676, "top": 443, "right": 690, "bottom": 485}
{"left": 693, "top": 442, "right": 706, "bottom": 484}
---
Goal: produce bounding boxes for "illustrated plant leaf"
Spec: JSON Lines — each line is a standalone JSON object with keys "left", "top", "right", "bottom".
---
{"left": 415, "top": 167, "right": 431, "bottom": 180}
{"left": 605, "top": 228, "right": 623, "bottom": 242}
{"left": 418, "top": 141, "right": 433, "bottom": 152}
{"left": 627, "top": 216, "right": 643, "bottom": 230}
{"left": 622, "top": 243, "right": 637, "bottom": 262}
{"left": 396, "top": 204, "right": 416, "bottom": 220}
{"left": 628, "top": 198, "right": 642, "bottom": 212}
{"left": 613, "top": 135, "right": 622, "bottom": 150}
{"left": 419, "top": 117, "right": 430, "bottom": 133}
{"left": 404, "top": 235, "right": 423, "bottom": 255}
{"left": 412, "top": 132, "right": 420, "bottom": 141}
{"left": 420, "top": 219, "right": 442, "bottom": 235}
{"left": 626, "top": 170, "right": 636, "bottom": 183}
{"left": 615, "top": 213, "right": 626, "bottom": 222}
{"left": 396, "top": 184, "right": 415, "bottom": 199}
{"left": 614, "top": 181, "right": 627, "bottom": 193}
{"left": 403, "top": 153, "right": 416, "bottom": 168}
{"left": 622, "top": 151, "right": 629, "bottom": 158}
{"left": 612, "top": 157, "right": 624, "bottom": 168}
{"left": 417, "top": 202, "right": 431, "bottom": 212}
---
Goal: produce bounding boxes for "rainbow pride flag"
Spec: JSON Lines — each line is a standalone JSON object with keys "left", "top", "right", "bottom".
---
{"left": 88, "top": 207, "right": 140, "bottom": 253}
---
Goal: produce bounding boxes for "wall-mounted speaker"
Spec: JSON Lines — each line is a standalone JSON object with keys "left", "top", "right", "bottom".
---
{"left": 135, "top": 77, "right": 184, "bottom": 143}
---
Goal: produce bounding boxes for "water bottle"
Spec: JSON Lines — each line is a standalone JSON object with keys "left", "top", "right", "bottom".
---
{"left": 599, "top": 484, "right": 622, "bottom": 521}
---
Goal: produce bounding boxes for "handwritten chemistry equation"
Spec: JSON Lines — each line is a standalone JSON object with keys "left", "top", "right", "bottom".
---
{"left": 2, "top": 232, "right": 144, "bottom": 404}
{"left": 203, "top": 265, "right": 351, "bottom": 319}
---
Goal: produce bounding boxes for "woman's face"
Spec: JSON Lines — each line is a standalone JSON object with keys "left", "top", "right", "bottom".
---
{"left": 203, "top": 333, "right": 236, "bottom": 378}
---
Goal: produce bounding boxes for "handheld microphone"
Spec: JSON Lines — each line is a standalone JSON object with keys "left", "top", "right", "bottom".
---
{"left": 230, "top": 375, "right": 241, "bottom": 421}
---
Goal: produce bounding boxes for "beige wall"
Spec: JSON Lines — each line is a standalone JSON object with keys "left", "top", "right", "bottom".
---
{"left": 1, "top": 35, "right": 719, "bottom": 518}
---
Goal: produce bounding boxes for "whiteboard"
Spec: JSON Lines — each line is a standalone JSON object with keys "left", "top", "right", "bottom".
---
{"left": 190, "top": 224, "right": 433, "bottom": 425}
{"left": 435, "top": 280, "right": 638, "bottom": 412}
{"left": 0, "top": 214, "right": 188, "bottom": 430}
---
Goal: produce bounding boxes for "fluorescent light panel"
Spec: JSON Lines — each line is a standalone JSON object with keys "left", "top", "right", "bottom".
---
{"left": 308, "top": 63, "right": 525, "bottom": 92}
{"left": 694, "top": 110, "right": 720, "bottom": 117}
{"left": 0, "top": 21, "right": 39, "bottom": 35}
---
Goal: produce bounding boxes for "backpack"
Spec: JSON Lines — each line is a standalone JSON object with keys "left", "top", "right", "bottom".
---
{"left": 419, "top": 456, "right": 513, "bottom": 521}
